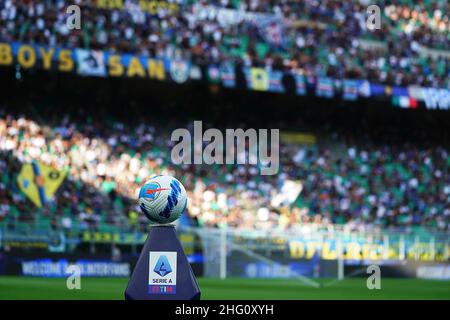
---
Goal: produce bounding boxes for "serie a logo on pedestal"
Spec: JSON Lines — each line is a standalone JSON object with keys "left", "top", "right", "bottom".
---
{"left": 149, "top": 251, "right": 177, "bottom": 295}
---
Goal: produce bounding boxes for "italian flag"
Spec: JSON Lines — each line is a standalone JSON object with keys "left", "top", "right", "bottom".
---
{"left": 392, "top": 96, "right": 418, "bottom": 109}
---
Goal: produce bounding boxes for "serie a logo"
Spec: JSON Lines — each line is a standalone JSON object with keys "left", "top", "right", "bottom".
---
{"left": 148, "top": 252, "right": 177, "bottom": 295}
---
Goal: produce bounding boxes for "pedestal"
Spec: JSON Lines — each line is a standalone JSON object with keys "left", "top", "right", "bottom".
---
{"left": 124, "top": 225, "right": 201, "bottom": 300}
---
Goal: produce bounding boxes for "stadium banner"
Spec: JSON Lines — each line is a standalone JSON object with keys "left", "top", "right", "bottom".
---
{"left": 2, "top": 42, "right": 450, "bottom": 109}
{"left": 1, "top": 229, "right": 197, "bottom": 253}
{"left": 243, "top": 67, "right": 285, "bottom": 93}
{"left": 81, "top": 231, "right": 147, "bottom": 245}
{"left": 268, "top": 70, "right": 285, "bottom": 93}
{"left": 48, "top": 232, "right": 67, "bottom": 253}
{"left": 81, "top": 231, "right": 197, "bottom": 255}
{"left": 223, "top": 245, "right": 450, "bottom": 279}
{"left": 76, "top": 49, "right": 107, "bottom": 77}
{"left": 0, "top": 230, "right": 66, "bottom": 251}
{"left": 170, "top": 60, "right": 191, "bottom": 84}
{"left": 270, "top": 180, "right": 303, "bottom": 208}
{"left": 215, "top": 230, "right": 447, "bottom": 264}
{"left": 0, "top": 252, "right": 203, "bottom": 277}
{"left": 288, "top": 238, "right": 448, "bottom": 262}
{"left": 421, "top": 88, "right": 450, "bottom": 110}
{"left": 245, "top": 67, "right": 269, "bottom": 91}
{"left": 242, "top": 261, "right": 318, "bottom": 278}
{"left": 189, "top": 3, "right": 277, "bottom": 28}
{"left": 103, "top": 51, "right": 168, "bottom": 80}
{"left": 316, "top": 77, "right": 334, "bottom": 98}
{"left": 358, "top": 80, "right": 372, "bottom": 97}
{"left": 93, "top": 0, "right": 179, "bottom": 16}
{"left": 220, "top": 62, "right": 235, "bottom": 88}
{"left": 17, "top": 161, "right": 66, "bottom": 208}
{"left": 294, "top": 72, "right": 306, "bottom": 95}
{"left": 255, "top": 16, "right": 285, "bottom": 49}
{"left": 280, "top": 132, "right": 317, "bottom": 144}
{"left": 342, "top": 79, "right": 359, "bottom": 101}
{"left": 0, "top": 42, "right": 76, "bottom": 72}
{"left": 392, "top": 95, "right": 418, "bottom": 109}
{"left": 0, "top": 42, "right": 201, "bottom": 83}
{"left": 21, "top": 259, "right": 130, "bottom": 277}
{"left": 416, "top": 265, "right": 450, "bottom": 280}
{"left": 371, "top": 83, "right": 396, "bottom": 97}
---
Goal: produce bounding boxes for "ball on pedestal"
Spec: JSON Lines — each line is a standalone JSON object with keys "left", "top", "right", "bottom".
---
{"left": 137, "top": 175, "right": 187, "bottom": 224}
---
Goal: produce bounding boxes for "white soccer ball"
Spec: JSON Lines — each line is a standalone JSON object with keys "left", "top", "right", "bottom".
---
{"left": 137, "top": 175, "right": 187, "bottom": 224}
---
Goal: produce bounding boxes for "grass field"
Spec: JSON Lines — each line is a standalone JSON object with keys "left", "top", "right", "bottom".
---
{"left": 0, "top": 277, "right": 449, "bottom": 299}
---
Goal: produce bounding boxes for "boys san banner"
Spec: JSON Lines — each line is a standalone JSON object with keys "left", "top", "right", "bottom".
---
{"left": 1, "top": 42, "right": 449, "bottom": 110}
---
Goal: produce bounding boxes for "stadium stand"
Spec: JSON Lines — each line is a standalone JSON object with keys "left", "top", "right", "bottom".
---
{"left": 0, "top": 0, "right": 448, "bottom": 87}
{"left": 0, "top": 84, "right": 448, "bottom": 234}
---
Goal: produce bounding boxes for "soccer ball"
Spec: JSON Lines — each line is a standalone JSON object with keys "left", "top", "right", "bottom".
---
{"left": 138, "top": 175, "right": 187, "bottom": 224}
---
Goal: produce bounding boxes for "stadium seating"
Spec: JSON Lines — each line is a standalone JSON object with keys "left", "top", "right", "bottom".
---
{"left": 0, "top": 105, "right": 448, "bottom": 232}
{"left": 0, "top": 0, "right": 448, "bottom": 87}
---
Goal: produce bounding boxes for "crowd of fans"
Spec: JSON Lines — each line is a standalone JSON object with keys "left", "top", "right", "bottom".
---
{"left": 0, "top": 105, "right": 448, "bottom": 233}
{"left": 0, "top": 0, "right": 448, "bottom": 87}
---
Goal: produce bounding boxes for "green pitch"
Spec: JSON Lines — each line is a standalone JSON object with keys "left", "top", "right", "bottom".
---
{"left": 0, "top": 277, "right": 448, "bottom": 300}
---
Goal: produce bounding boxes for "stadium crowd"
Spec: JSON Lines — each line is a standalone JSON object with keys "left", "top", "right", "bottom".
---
{"left": 0, "top": 0, "right": 448, "bottom": 87}
{"left": 0, "top": 105, "right": 448, "bottom": 232}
